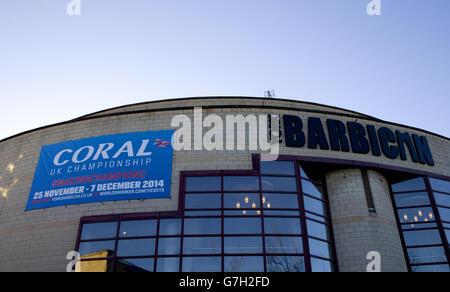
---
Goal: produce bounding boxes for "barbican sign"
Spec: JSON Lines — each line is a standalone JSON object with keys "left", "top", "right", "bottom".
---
{"left": 282, "top": 115, "right": 435, "bottom": 166}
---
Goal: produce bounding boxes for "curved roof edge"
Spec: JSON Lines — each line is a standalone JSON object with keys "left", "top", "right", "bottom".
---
{"left": 1, "top": 96, "right": 449, "bottom": 143}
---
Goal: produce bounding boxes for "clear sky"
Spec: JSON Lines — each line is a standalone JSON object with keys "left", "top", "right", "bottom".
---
{"left": 1, "top": 0, "right": 449, "bottom": 140}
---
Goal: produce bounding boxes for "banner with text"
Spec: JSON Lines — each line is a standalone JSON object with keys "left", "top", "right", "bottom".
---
{"left": 26, "top": 130, "right": 174, "bottom": 211}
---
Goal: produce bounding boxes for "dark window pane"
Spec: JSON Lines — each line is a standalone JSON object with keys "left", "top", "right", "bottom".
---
{"left": 224, "top": 176, "right": 259, "bottom": 191}
{"left": 429, "top": 178, "right": 450, "bottom": 194}
{"left": 403, "top": 229, "right": 442, "bottom": 246}
{"left": 224, "top": 236, "right": 263, "bottom": 254}
{"left": 117, "top": 239, "right": 156, "bottom": 257}
{"left": 224, "top": 256, "right": 264, "bottom": 272}
{"left": 304, "top": 196, "right": 329, "bottom": 217}
{"left": 434, "top": 193, "right": 450, "bottom": 207}
{"left": 267, "top": 256, "right": 305, "bottom": 272}
{"left": 305, "top": 212, "right": 329, "bottom": 224}
{"left": 402, "top": 222, "right": 438, "bottom": 230}
{"left": 397, "top": 207, "right": 434, "bottom": 224}
{"left": 119, "top": 220, "right": 156, "bottom": 238}
{"left": 394, "top": 192, "right": 431, "bottom": 208}
{"left": 182, "top": 257, "right": 221, "bottom": 272}
{"left": 185, "top": 193, "right": 221, "bottom": 209}
{"left": 307, "top": 220, "right": 331, "bottom": 240}
{"left": 184, "top": 211, "right": 222, "bottom": 216}
{"left": 407, "top": 246, "right": 448, "bottom": 264}
{"left": 224, "top": 193, "right": 260, "bottom": 209}
{"left": 81, "top": 222, "right": 117, "bottom": 240}
{"left": 78, "top": 241, "right": 115, "bottom": 256}
{"left": 311, "top": 257, "right": 334, "bottom": 272}
{"left": 156, "top": 257, "right": 179, "bottom": 272}
{"left": 186, "top": 177, "right": 221, "bottom": 192}
{"left": 260, "top": 161, "right": 295, "bottom": 175}
{"left": 224, "top": 210, "right": 261, "bottom": 216}
{"left": 412, "top": 264, "right": 450, "bottom": 272}
{"left": 264, "top": 218, "right": 301, "bottom": 235}
{"left": 158, "top": 238, "right": 180, "bottom": 256}
{"left": 309, "top": 239, "right": 333, "bottom": 260}
{"left": 224, "top": 218, "right": 262, "bottom": 234}
{"left": 183, "top": 237, "right": 221, "bottom": 255}
{"left": 391, "top": 177, "right": 426, "bottom": 193}
{"left": 437, "top": 207, "right": 450, "bottom": 222}
{"left": 301, "top": 180, "right": 324, "bottom": 199}
{"left": 159, "top": 219, "right": 181, "bottom": 236}
{"left": 263, "top": 193, "right": 299, "bottom": 209}
{"left": 265, "top": 236, "right": 303, "bottom": 254}
{"left": 264, "top": 210, "right": 300, "bottom": 216}
{"left": 184, "top": 218, "right": 221, "bottom": 235}
{"left": 262, "top": 176, "right": 297, "bottom": 192}
{"left": 115, "top": 258, "right": 154, "bottom": 272}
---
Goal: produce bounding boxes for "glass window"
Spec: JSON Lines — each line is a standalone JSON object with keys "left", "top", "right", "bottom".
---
{"left": 185, "top": 193, "right": 221, "bottom": 209}
{"left": 264, "top": 218, "right": 301, "bottom": 235}
{"left": 391, "top": 177, "right": 426, "bottom": 193}
{"left": 81, "top": 222, "right": 117, "bottom": 240}
{"left": 411, "top": 264, "right": 450, "bottom": 272}
{"left": 224, "top": 237, "right": 263, "bottom": 254}
{"left": 224, "top": 256, "right": 264, "bottom": 272}
{"left": 78, "top": 241, "right": 115, "bottom": 257}
{"left": 307, "top": 220, "right": 331, "bottom": 240}
{"left": 265, "top": 236, "right": 303, "bottom": 254}
{"left": 394, "top": 192, "right": 431, "bottom": 208}
{"left": 184, "top": 218, "right": 221, "bottom": 235}
{"left": 115, "top": 258, "right": 154, "bottom": 272}
{"left": 397, "top": 207, "right": 435, "bottom": 224}
{"left": 156, "top": 257, "right": 179, "bottom": 272}
{"left": 266, "top": 256, "right": 305, "bottom": 272}
{"left": 260, "top": 161, "right": 295, "bottom": 175}
{"left": 299, "top": 166, "right": 309, "bottom": 179}
{"left": 304, "top": 196, "right": 328, "bottom": 217}
{"left": 186, "top": 177, "right": 221, "bottom": 192}
{"left": 182, "top": 257, "right": 221, "bottom": 272}
{"left": 119, "top": 220, "right": 156, "bottom": 238}
{"left": 301, "top": 180, "right": 324, "bottom": 199}
{"left": 157, "top": 238, "right": 180, "bottom": 256}
{"left": 159, "top": 219, "right": 181, "bottom": 236}
{"left": 264, "top": 210, "right": 300, "bottom": 216}
{"left": 224, "top": 218, "right": 262, "bottom": 234}
{"left": 403, "top": 229, "right": 442, "bottom": 246}
{"left": 224, "top": 176, "right": 259, "bottom": 191}
{"left": 401, "top": 222, "right": 438, "bottom": 230}
{"left": 407, "top": 246, "right": 448, "bottom": 264}
{"left": 117, "top": 239, "right": 156, "bottom": 257}
{"left": 434, "top": 193, "right": 450, "bottom": 207}
{"left": 309, "top": 239, "right": 333, "bottom": 260}
{"left": 262, "top": 176, "right": 297, "bottom": 192}
{"left": 311, "top": 257, "right": 334, "bottom": 272}
{"left": 437, "top": 207, "right": 450, "bottom": 222}
{"left": 184, "top": 211, "right": 222, "bottom": 217}
{"left": 183, "top": 237, "right": 221, "bottom": 255}
{"left": 224, "top": 193, "right": 260, "bottom": 209}
{"left": 445, "top": 229, "right": 450, "bottom": 242}
{"left": 262, "top": 193, "right": 299, "bottom": 209}
{"left": 429, "top": 178, "right": 450, "bottom": 194}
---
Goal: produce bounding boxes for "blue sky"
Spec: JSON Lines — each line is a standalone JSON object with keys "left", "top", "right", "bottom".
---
{"left": 1, "top": 0, "right": 449, "bottom": 140}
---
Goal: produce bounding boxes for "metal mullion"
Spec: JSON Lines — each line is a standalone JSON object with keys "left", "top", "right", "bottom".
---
{"left": 405, "top": 243, "right": 446, "bottom": 249}
{"left": 300, "top": 176, "right": 324, "bottom": 186}
{"left": 424, "top": 176, "right": 450, "bottom": 266}
{"left": 111, "top": 219, "right": 121, "bottom": 272}
{"left": 391, "top": 189, "right": 428, "bottom": 195}
{"left": 433, "top": 190, "right": 450, "bottom": 196}
{"left": 221, "top": 174, "right": 225, "bottom": 273}
{"left": 396, "top": 204, "right": 433, "bottom": 210}
{"left": 295, "top": 161, "right": 312, "bottom": 272}
{"left": 153, "top": 219, "right": 160, "bottom": 272}
{"left": 302, "top": 192, "right": 329, "bottom": 204}
{"left": 401, "top": 226, "right": 441, "bottom": 232}
{"left": 258, "top": 168, "right": 267, "bottom": 273}
{"left": 307, "top": 235, "right": 334, "bottom": 245}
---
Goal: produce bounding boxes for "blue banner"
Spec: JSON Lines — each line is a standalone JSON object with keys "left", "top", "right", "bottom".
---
{"left": 26, "top": 130, "right": 174, "bottom": 211}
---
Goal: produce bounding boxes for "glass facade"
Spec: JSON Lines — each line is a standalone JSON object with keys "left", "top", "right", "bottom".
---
{"left": 76, "top": 160, "right": 337, "bottom": 272}
{"left": 391, "top": 176, "right": 450, "bottom": 272}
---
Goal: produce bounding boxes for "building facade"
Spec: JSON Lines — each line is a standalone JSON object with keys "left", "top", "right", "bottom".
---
{"left": 0, "top": 97, "right": 448, "bottom": 272}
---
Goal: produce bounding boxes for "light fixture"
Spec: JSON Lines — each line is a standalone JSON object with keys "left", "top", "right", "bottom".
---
{"left": 257, "top": 210, "right": 261, "bottom": 215}
{"left": 414, "top": 216, "right": 418, "bottom": 222}
{"left": 418, "top": 210, "right": 423, "bottom": 217}
{"left": 236, "top": 202, "right": 241, "bottom": 209}
{"left": 262, "top": 197, "right": 266, "bottom": 204}
{"left": 245, "top": 197, "right": 249, "bottom": 204}
{"left": 429, "top": 213, "right": 433, "bottom": 219}
{"left": 252, "top": 203, "right": 256, "bottom": 209}
{"left": 403, "top": 214, "right": 408, "bottom": 221}
{"left": 243, "top": 210, "right": 247, "bottom": 215}
{"left": 267, "top": 203, "right": 271, "bottom": 209}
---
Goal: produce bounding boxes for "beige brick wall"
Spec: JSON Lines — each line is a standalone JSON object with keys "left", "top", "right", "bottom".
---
{"left": 0, "top": 97, "right": 448, "bottom": 271}
{"left": 326, "top": 169, "right": 408, "bottom": 272}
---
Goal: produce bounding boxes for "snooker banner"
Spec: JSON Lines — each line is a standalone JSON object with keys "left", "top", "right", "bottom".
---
{"left": 25, "top": 130, "right": 174, "bottom": 211}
